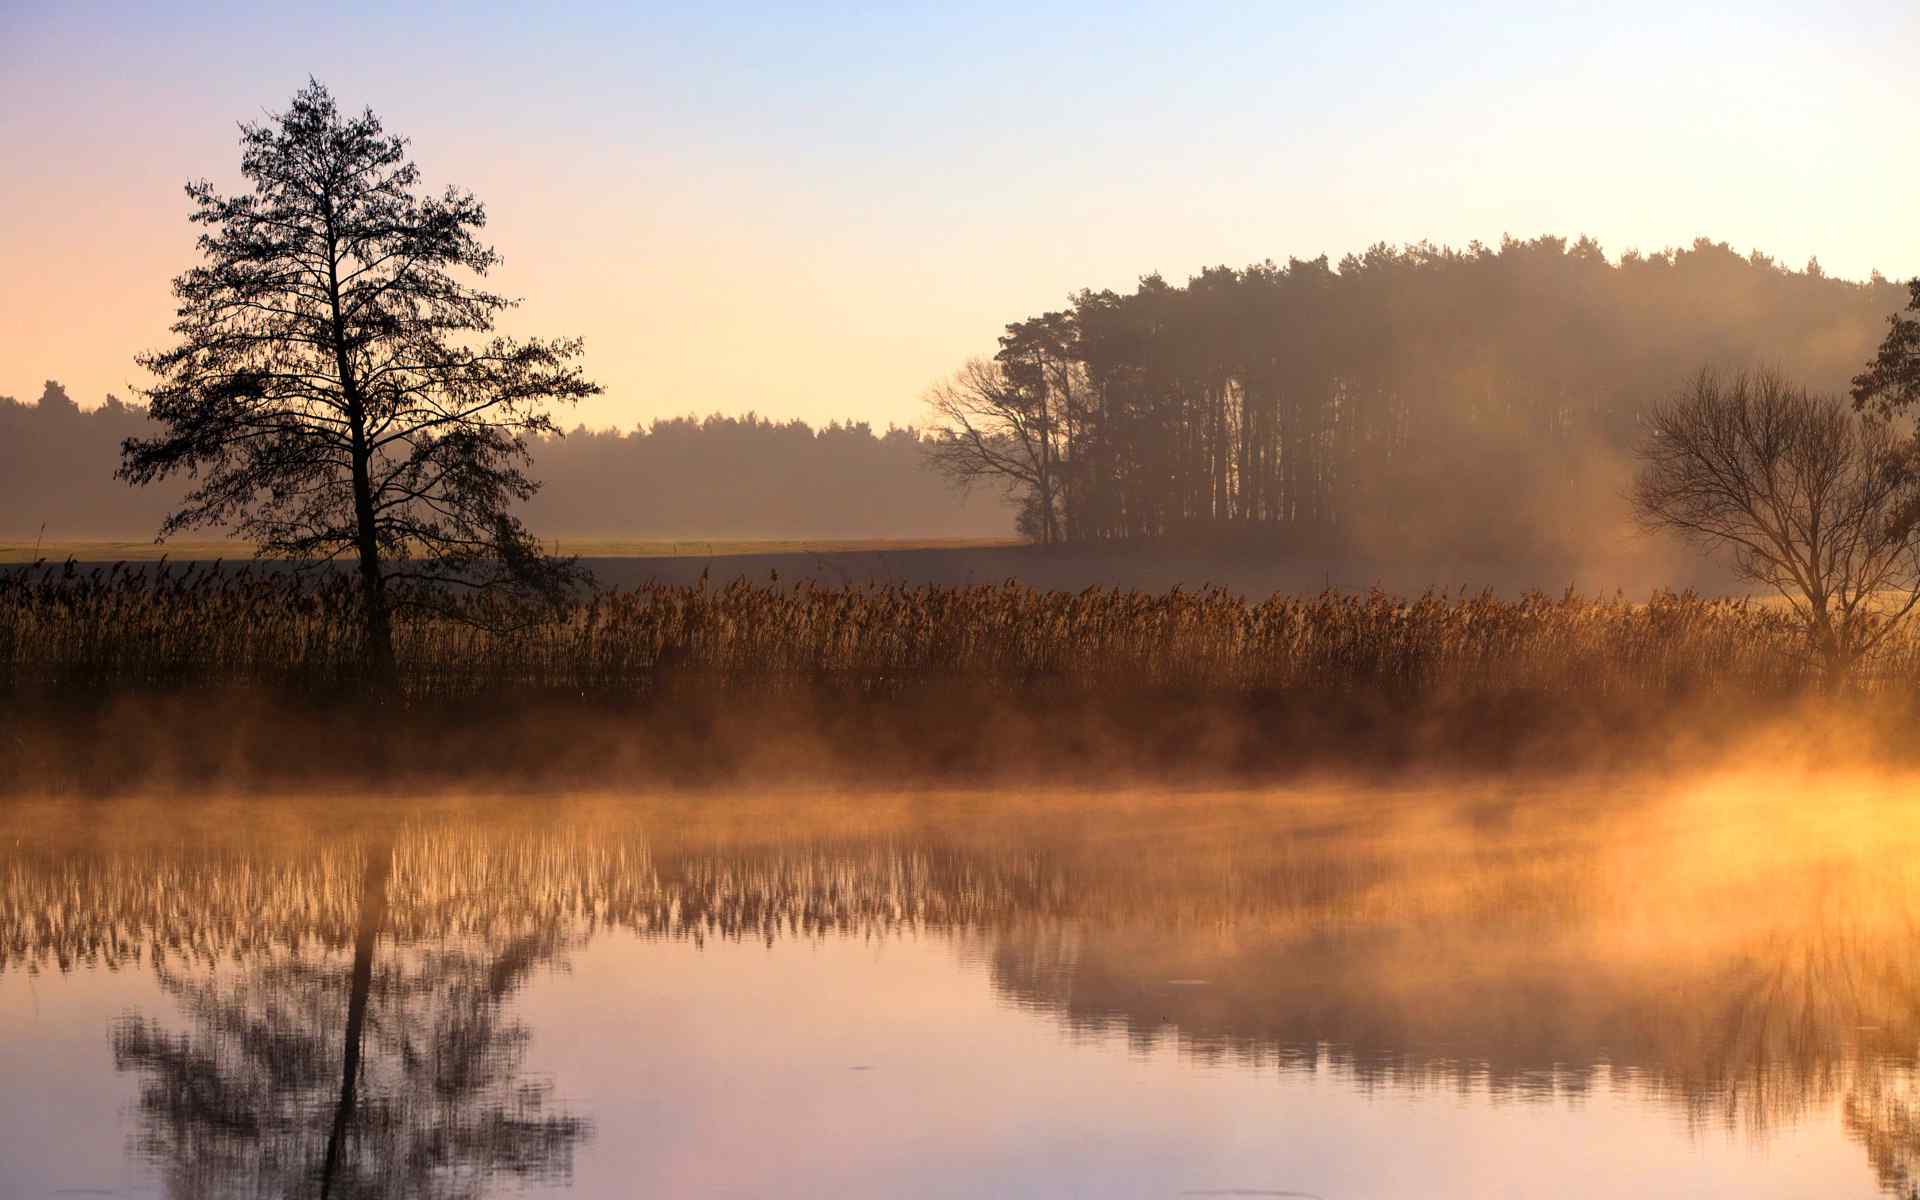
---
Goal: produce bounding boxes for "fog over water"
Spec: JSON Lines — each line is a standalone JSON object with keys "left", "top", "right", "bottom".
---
{"left": 9, "top": 7, "right": 1920, "bottom": 1198}
{"left": 5, "top": 773, "right": 1919, "bottom": 1197}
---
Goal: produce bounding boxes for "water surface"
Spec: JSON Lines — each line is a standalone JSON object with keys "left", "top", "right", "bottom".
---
{"left": 3, "top": 774, "right": 1916, "bottom": 1197}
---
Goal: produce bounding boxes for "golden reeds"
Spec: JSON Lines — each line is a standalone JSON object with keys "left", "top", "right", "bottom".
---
{"left": 3, "top": 560, "right": 1903, "bottom": 708}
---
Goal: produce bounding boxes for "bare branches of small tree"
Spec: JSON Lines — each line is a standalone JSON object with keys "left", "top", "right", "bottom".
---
{"left": 1631, "top": 368, "right": 1920, "bottom": 678}
{"left": 922, "top": 357, "right": 1068, "bottom": 545}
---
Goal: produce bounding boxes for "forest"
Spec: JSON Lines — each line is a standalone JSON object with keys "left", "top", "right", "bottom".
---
{"left": 11, "top": 218, "right": 1920, "bottom": 785}
{"left": 928, "top": 236, "right": 1907, "bottom": 558}
{"left": 8, "top": 238, "right": 1906, "bottom": 567}
{"left": 0, "top": 392, "right": 1010, "bottom": 541}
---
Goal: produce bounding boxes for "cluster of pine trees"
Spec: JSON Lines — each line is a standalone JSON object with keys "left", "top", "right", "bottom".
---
{"left": 930, "top": 236, "right": 1908, "bottom": 559}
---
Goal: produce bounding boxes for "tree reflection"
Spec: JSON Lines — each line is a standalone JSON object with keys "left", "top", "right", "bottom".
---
{"left": 1845, "top": 1079, "right": 1920, "bottom": 1199}
{"left": 109, "top": 843, "right": 587, "bottom": 1199}
{"left": 8, "top": 785, "right": 1920, "bottom": 1194}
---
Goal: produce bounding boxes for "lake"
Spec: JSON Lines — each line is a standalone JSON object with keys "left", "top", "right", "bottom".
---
{"left": 2, "top": 771, "right": 1915, "bottom": 1197}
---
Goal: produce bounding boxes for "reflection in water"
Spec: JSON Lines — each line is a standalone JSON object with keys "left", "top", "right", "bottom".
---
{"left": 4, "top": 776, "right": 1920, "bottom": 1195}
{"left": 101, "top": 842, "right": 588, "bottom": 1199}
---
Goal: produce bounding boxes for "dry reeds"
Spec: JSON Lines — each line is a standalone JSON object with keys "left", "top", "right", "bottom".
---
{"left": 3, "top": 559, "right": 1906, "bottom": 709}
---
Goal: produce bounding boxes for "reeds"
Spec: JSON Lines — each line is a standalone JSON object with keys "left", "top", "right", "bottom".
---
{"left": 3, "top": 559, "right": 1907, "bottom": 708}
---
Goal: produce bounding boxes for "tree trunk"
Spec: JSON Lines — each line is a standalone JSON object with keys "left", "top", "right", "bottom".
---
{"left": 321, "top": 843, "right": 391, "bottom": 1199}
{"left": 348, "top": 437, "right": 396, "bottom": 686}
{"left": 324, "top": 200, "right": 395, "bottom": 689}
{"left": 1810, "top": 601, "right": 1854, "bottom": 690}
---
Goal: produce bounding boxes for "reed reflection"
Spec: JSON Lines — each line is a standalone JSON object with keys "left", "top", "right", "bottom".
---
{"left": 4, "top": 778, "right": 1920, "bottom": 1194}
{"left": 96, "top": 840, "right": 588, "bottom": 1200}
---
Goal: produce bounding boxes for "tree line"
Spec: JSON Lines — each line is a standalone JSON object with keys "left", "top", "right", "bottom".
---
{"left": 71, "top": 78, "right": 1920, "bottom": 679}
{"left": 0, "top": 383, "right": 174, "bottom": 537}
{"left": 0, "top": 388, "right": 1009, "bottom": 541}
{"left": 527, "top": 413, "right": 1009, "bottom": 537}
{"left": 927, "top": 240, "right": 1909, "bottom": 557}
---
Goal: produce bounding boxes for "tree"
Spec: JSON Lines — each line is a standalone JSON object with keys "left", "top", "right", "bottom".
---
{"left": 1854, "top": 278, "right": 1920, "bottom": 417}
{"left": 119, "top": 80, "right": 599, "bottom": 679}
{"left": 923, "top": 356, "right": 1068, "bottom": 545}
{"left": 931, "top": 240, "right": 1905, "bottom": 551}
{"left": 1631, "top": 368, "right": 1920, "bottom": 678}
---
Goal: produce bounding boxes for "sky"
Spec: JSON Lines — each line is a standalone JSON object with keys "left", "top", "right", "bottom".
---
{"left": 3, "top": 1, "right": 1917, "bottom": 431}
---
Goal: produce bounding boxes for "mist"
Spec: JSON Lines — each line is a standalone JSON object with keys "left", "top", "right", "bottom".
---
{"left": 927, "top": 236, "right": 1908, "bottom": 578}
{"left": 8, "top": 20, "right": 1920, "bottom": 1195}
{"left": 0, "top": 391, "right": 1011, "bottom": 543}
{"left": 11, "top": 236, "right": 1902, "bottom": 600}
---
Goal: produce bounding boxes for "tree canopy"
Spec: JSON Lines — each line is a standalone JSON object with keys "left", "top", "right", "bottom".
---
{"left": 1631, "top": 369, "right": 1920, "bottom": 676}
{"left": 120, "top": 80, "right": 597, "bottom": 672}
{"left": 927, "top": 237, "right": 1908, "bottom": 558}
{"left": 1854, "top": 279, "right": 1920, "bottom": 418}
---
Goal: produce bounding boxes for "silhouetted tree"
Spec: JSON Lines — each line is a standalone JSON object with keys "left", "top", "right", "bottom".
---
{"left": 1631, "top": 369, "right": 1920, "bottom": 677}
{"left": 1854, "top": 279, "right": 1920, "bottom": 417}
{"left": 118, "top": 80, "right": 598, "bottom": 678}
{"left": 923, "top": 357, "right": 1068, "bottom": 544}
{"left": 26, "top": 232, "right": 1902, "bottom": 565}
{"left": 937, "top": 237, "right": 1907, "bottom": 554}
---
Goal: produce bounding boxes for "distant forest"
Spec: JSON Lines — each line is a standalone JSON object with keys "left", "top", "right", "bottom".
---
{"left": 0, "top": 392, "right": 1013, "bottom": 540}
{"left": 929, "top": 236, "right": 1910, "bottom": 561}
{"left": 6, "top": 236, "right": 1910, "bottom": 560}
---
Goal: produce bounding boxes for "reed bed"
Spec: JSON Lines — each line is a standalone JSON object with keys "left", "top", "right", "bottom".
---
{"left": 3, "top": 559, "right": 1907, "bottom": 709}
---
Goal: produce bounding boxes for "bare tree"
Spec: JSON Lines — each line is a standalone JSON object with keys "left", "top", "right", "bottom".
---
{"left": 1632, "top": 368, "right": 1920, "bottom": 678}
{"left": 923, "top": 357, "right": 1067, "bottom": 544}
{"left": 120, "top": 80, "right": 599, "bottom": 680}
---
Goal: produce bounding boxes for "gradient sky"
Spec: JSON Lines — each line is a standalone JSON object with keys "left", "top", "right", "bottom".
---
{"left": 4, "top": 1, "right": 1917, "bottom": 431}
